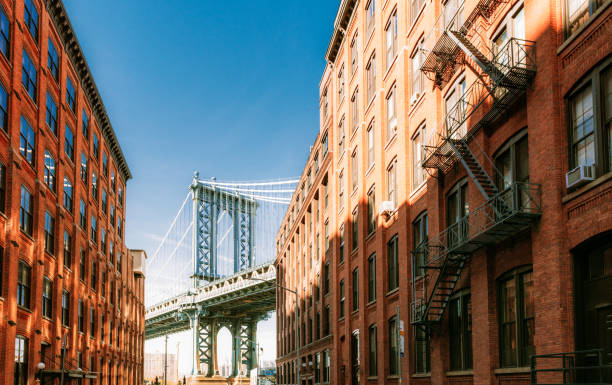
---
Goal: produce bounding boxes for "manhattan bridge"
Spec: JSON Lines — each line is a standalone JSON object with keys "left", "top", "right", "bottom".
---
{"left": 144, "top": 172, "right": 297, "bottom": 383}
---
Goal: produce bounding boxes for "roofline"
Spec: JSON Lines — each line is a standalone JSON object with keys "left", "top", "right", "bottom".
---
{"left": 324, "top": 0, "right": 359, "bottom": 63}
{"left": 45, "top": 0, "right": 133, "bottom": 181}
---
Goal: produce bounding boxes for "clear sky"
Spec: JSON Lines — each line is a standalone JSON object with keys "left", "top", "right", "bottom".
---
{"left": 63, "top": 0, "right": 339, "bottom": 375}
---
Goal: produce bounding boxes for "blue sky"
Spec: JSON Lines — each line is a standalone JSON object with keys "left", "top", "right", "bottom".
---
{"left": 63, "top": 0, "right": 338, "bottom": 374}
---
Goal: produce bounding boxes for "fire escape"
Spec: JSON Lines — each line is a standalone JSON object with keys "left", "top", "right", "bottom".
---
{"left": 410, "top": 0, "right": 541, "bottom": 328}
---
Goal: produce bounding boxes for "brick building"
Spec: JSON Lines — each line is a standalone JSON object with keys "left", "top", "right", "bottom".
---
{"left": 0, "top": 1, "right": 145, "bottom": 384}
{"left": 275, "top": 0, "right": 611, "bottom": 384}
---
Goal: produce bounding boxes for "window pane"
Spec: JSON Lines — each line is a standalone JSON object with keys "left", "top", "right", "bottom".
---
{"left": 572, "top": 85, "right": 595, "bottom": 167}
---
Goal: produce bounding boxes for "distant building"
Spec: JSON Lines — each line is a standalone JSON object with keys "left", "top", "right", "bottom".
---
{"left": 144, "top": 353, "right": 177, "bottom": 384}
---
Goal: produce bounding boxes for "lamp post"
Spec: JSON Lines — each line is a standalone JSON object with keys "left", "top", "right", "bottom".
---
{"left": 247, "top": 277, "right": 299, "bottom": 385}
{"left": 37, "top": 362, "right": 46, "bottom": 385}
{"left": 241, "top": 338, "right": 263, "bottom": 385}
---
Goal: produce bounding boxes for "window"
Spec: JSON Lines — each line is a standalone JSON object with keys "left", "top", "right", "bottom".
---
{"left": 389, "top": 317, "right": 399, "bottom": 375}
{"left": 351, "top": 33, "right": 359, "bottom": 74}
{"left": 351, "top": 88, "right": 359, "bottom": 134}
{"left": 93, "top": 133, "right": 99, "bottom": 159}
{"left": 449, "top": 290, "right": 472, "bottom": 370}
{"left": 414, "top": 326, "right": 431, "bottom": 373}
{"left": 22, "top": 50, "right": 37, "bottom": 102}
{"left": 42, "top": 277, "right": 52, "bottom": 318}
{"left": 64, "top": 177, "right": 73, "bottom": 212}
{"left": 44, "top": 211, "right": 55, "bottom": 254}
{"left": 565, "top": 0, "right": 606, "bottom": 37}
{"left": 338, "top": 116, "right": 346, "bottom": 154}
{"left": 324, "top": 305, "right": 331, "bottom": 336}
{"left": 64, "top": 231, "right": 72, "bottom": 269}
{"left": 110, "top": 204, "right": 115, "bottom": 228}
{"left": 101, "top": 228, "right": 107, "bottom": 255}
{"left": 411, "top": 39, "right": 424, "bottom": 98}
{"left": 322, "top": 350, "right": 330, "bottom": 382}
{"left": 20, "top": 116, "right": 36, "bottom": 165}
{"left": 80, "top": 153, "right": 88, "bottom": 184}
{"left": 17, "top": 261, "right": 31, "bottom": 308}
{"left": 339, "top": 279, "right": 345, "bottom": 318}
{"left": 0, "top": 8, "right": 9, "bottom": 59}
{"left": 413, "top": 211, "right": 428, "bottom": 277}
{"left": 410, "top": 0, "right": 425, "bottom": 24}
{"left": 91, "top": 259, "right": 97, "bottom": 291}
{"left": 118, "top": 218, "right": 123, "bottom": 240}
{"left": 387, "top": 158, "right": 397, "bottom": 207}
{"left": 111, "top": 171, "right": 116, "bottom": 192}
{"left": 0, "top": 162, "right": 4, "bottom": 213}
{"left": 118, "top": 186, "right": 124, "bottom": 206}
{"left": 339, "top": 171, "right": 345, "bottom": 212}
{"left": 44, "top": 151, "right": 56, "bottom": 191}
{"left": 103, "top": 152, "right": 109, "bottom": 176}
{"left": 322, "top": 88, "right": 329, "bottom": 121}
{"left": 368, "top": 253, "right": 376, "bottom": 302}
{"left": 102, "top": 189, "right": 108, "bottom": 215}
{"left": 368, "top": 324, "right": 378, "bottom": 376}
{"left": 412, "top": 123, "right": 426, "bottom": 189}
{"left": 101, "top": 269, "right": 106, "bottom": 298}
{"left": 351, "top": 148, "right": 358, "bottom": 191}
{"left": 352, "top": 268, "right": 359, "bottom": 311}
{"left": 61, "top": 290, "right": 70, "bottom": 326}
{"left": 366, "top": 54, "right": 376, "bottom": 103}
{"left": 338, "top": 65, "right": 345, "bottom": 101}
{"left": 445, "top": 76, "right": 467, "bottom": 138}
{"left": 568, "top": 63, "right": 612, "bottom": 175}
{"left": 499, "top": 266, "right": 534, "bottom": 367}
{"left": 0, "top": 83, "right": 6, "bottom": 132}
{"left": 46, "top": 93, "right": 58, "bottom": 135}
{"left": 443, "top": 0, "right": 463, "bottom": 30}
{"left": 90, "top": 307, "right": 95, "bottom": 338}
{"left": 14, "top": 336, "right": 28, "bottom": 385}
{"left": 495, "top": 132, "right": 529, "bottom": 191}
{"left": 351, "top": 206, "right": 359, "bottom": 251}
{"left": 65, "top": 125, "right": 74, "bottom": 160}
{"left": 20, "top": 186, "right": 33, "bottom": 236}
{"left": 92, "top": 172, "right": 98, "bottom": 200}
{"left": 387, "top": 234, "right": 399, "bottom": 291}
{"left": 446, "top": 180, "right": 469, "bottom": 248}
{"left": 82, "top": 110, "right": 89, "bottom": 139}
{"left": 48, "top": 39, "right": 59, "bottom": 80}
{"left": 367, "top": 186, "right": 375, "bottom": 234}
{"left": 66, "top": 77, "right": 76, "bottom": 112}
{"left": 385, "top": 87, "right": 398, "bottom": 143}
{"left": 79, "top": 248, "right": 86, "bottom": 281}
{"left": 339, "top": 224, "right": 345, "bottom": 263}
{"left": 24, "top": 0, "right": 39, "bottom": 40}
{"left": 322, "top": 131, "right": 329, "bottom": 158}
{"left": 79, "top": 199, "right": 87, "bottom": 229}
{"left": 366, "top": 0, "right": 375, "bottom": 36}
{"left": 385, "top": 11, "right": 398, "bottom": 70}
{"left": 91, "top": 216, "right": 97, "bottom": 243}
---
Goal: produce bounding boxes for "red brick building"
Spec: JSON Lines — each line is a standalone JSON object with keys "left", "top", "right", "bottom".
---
{"left": 276, "top": 0, "right": 612, "bottom": 384}
{"left": 0, "top": 1, "right": 145, "bottom": 384}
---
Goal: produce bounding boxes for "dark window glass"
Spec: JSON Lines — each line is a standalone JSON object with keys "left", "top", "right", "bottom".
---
{"left": 62, "top": 290, "right": 70, "bottom": 326}
{"left": 0, "top": 162, "right": 4, "bottom": 213}
{"left": 414, "top": 326, "right": 430, "bottom": 373}
{"left": 22, "top": 50, "right": 37, "bottom": 102}
{"left": 368, "top": 253, "right": 376, "bottom": 302}
{"left": 103, "top": 152, "right": 108, "bottom": 176}
{"left": 0, "top": 82, "right": 8, "bottom": 131}
{"left": 93, "top": 133, "right": 99, "bottom": 159}
{"left": 17, "top": 261, "right": 31, "bottom": 308}
{"left": 24, "top": 0, "right": 39, "bottom": 41}
{"left": 64, "top": 231, "right": 72, "bottom": 269}
{"left": 101, "top": 228, "right": 106, "bottom": 255}
{"left": 46, "top": 93, "right": 58, "bottom": 135}
{"left": 351, "top": 207, "right": 359, "bottom": 251}
{"left": 44, "top": 151, "right": 56, "bottom": 191}
{"left": 90, "top": 307, "right": 95, "bottom": 338}
{"left": 339, "top": 279, "right": 345, "bottom": 318}
{"left": 44, "top": 211, "right": 55, "bottom": 254}
{"left": 78, "top": 299, "right": 84, "bottom": 332}
{"left": 102, "top": 189, "right": 107, "bottom": 215}
{"left": 66, "top": 77, "right": 76, "bottom": 112}
{"left": 80, "top": 199, "right": 87, "bottom": 229}
{"left": 79, "top": 248, "right": 86, "bottom": 281}
{"left": 499, "top": 267, "right": 534, "bottom": 367}
{"left": 339, "top": 225, "right": 345, "bottom": 263}
{"left": 92, "top": 172, "right": 98, "bottom": 200}
{"left": 47, "top": 39, "right": 59, "bottom": 80}
{"left": 324, "top": 262, "right": 330, "bottom": 294}
{"left": 0, "top": 247, "right": 3, "bottom": 297}
{"left": 389, "top": 317, "right": 398, "bottom": 375}
{"left": 324, "top": 305, "right": 330, "bottom": 336}
{"left": 449, "top": 290, "right": 473, "bottom": 370}
{"left": 367, "top": 187, "right": 376, "bottom": 234}
{"left": 65, "top": 125, "right": 74, "bottom": 160}
{"left": 14, "top": 335, "right": 28, "bottom": 385}
{"left": 0, "top": 9, "right": 9, "bottom": 59}
{"left": 91, "top": 259, "right": 97, "bottom": 291}
{"left": 413, "top": 212, "right": 428, "bottom": 277}
{"left": 42, "top": 277, "right": 52, "bottom": 318}
{"left": 352, "top": 268, "right": 359, "bottom": 311}
{"left": 20, "top": 186, "right": 33, "bottom": 235}
{"left": 447, "top": 180, "right": 469, "bottom": 248}
{"left": 81, "top": 153, "right": 88, "bottom": 184}
{"left": 82, "top": 110, "right": 89, "bottom": 139}
{"left": 387, "top": 234, "right": 399, "bottom": 291}
{"left": 369, "top": 324, "right": 378, "bottom": 376}
{"left": 19, "top": 116, "right": 35, "bottom": 165}
{"left": 91, "top": 216, "right": 97, "bottom": 243}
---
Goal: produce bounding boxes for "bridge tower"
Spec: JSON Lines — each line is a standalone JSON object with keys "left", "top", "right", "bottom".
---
{"left": 188, "top": 172, "right": 260, "bottom": 381}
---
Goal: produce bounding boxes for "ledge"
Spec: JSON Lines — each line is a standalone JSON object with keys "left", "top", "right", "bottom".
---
{"left": 494, "top": 367, "right": 530, "bottom": 375}
{"left": 446, "top": 370, "right": 473, "bottom": 376}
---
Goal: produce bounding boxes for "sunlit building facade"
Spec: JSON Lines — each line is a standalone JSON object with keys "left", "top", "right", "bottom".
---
{"left": 0, "top": 1, "right": 145, "bottom": 384}
{"left": 276, "top": 0, "right": 612, "bottom": 384}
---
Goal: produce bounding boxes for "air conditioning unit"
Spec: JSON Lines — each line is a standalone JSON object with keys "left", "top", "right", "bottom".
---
{"left": 566, "top": 164, "right": 595, "bottom": 189}
{"left": 379, "top": 200, "right": 395, "bottom": 216}
{"left": 410, "top": 92, "right": 421, "bottom": 106}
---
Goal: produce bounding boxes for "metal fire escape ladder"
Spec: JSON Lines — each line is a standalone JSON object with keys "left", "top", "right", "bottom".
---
{"left": 448, "top": 30, "right": 505, "bottom": 85}
{"left": 448, "top": 137, "right": 499, "bottom": 199}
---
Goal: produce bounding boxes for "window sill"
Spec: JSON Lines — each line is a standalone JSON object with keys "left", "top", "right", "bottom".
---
{"left": 385, "top": 132, "right": 398, "bottom": 151}
{"left": 412, "top": 373, "right": 431, "bottom": 378}
{"left": 446, "top": 370, "right": 473, "bottom": 376}
{"left": 17, "top": 305, "right": 32, "bottom": 313}
{"left": 367, "top": 376, "right": 378, "bottom": 380}
{"left": 366, "top": 299, "right": 376, "bottom": 307}
{"left": 494, "top": 367, "right": 530, "bottom": 375}
{"left": 384, "top": 55, "right": 399, "bottom": 82}
{"left": 558, "top": 0, "right": 612, "bottom": 54}
{"left": 386, "top": 287, "right": 399, "bottom": 297}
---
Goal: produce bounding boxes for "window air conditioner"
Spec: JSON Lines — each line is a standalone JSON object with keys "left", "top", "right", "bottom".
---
{"left": 565, "top": 164, "right": 595, "bottom": 189}
{"left": 379, "top": 200, "right": 395, "bottom": 216}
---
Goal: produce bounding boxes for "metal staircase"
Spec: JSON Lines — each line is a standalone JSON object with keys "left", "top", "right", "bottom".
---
{"left": 410, "top": 0, "right": 540, "bottom": 328}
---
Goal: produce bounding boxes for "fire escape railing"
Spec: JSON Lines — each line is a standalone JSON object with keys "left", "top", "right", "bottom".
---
{"left": 411, "top": 182, "right": 542, "bottom": 325}
{"left": 530, "top": 349, "right": 612, "bottom": 385}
